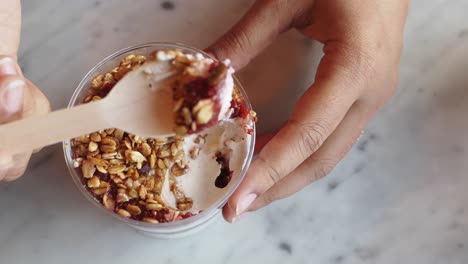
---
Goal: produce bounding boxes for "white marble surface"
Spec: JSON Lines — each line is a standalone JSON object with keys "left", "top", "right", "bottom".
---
{"left": 2, "top": 0, "right": 468, "bottom": 263}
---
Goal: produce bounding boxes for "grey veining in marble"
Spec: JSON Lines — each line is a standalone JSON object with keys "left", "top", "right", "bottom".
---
{"left": 2, "top": 0, "right": 468, "bottom": 263}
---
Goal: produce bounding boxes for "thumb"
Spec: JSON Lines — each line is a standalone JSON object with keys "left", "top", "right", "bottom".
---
{"left": 0, "top": 55, "right": 27, "bottom": 182}
{"left": 0, "top": 56, "right": 25, "bottom": 123}
{"left": 206, "top": 0, "right": 297, "bottom": 70}
{"left": 0, "top": 0, "right": 22, "bottom": 56}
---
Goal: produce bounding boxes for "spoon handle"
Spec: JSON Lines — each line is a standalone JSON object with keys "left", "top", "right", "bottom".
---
{"left": 0, "top": 100, "right": 110, "bottom": 155}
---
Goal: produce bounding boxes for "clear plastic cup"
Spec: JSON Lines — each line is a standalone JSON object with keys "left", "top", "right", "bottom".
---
{"left": 62, "top": 43, "right": 255, "bottom": 239}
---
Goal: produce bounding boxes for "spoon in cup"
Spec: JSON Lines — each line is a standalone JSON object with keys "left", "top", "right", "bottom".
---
{"left": 0, "top": 60, "right": 177, "bottom": 155}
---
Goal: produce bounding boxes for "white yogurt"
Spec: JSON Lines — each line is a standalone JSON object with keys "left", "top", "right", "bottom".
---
{"left": 161, "top": 121, "right": 250, "bottom": 212}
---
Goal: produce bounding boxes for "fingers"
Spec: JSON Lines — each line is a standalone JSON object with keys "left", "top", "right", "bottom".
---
{"left": 0, "top": 58, "right": 25, "bottom": 123}
{"left": 206, "top": 0, "right": 300, "bottom": 69}
{"left": 22, "top": 79, "right": 51, "bottom": 117}
{"left": 230, "top": 131, "right": 273, "bottom": 213}
{"left": 251, "top": 102, "right": 372, "bottom": 210}
{"left": 0, "top": 150, "right": 30, "bottom": 182}
{"left": 0, "top": 56, "right": 22, "bottom": 76}
{"left": 0, "top": 79, "right": 48, "bottom": 182}
{"left": 2, "top": 152, "right": 31, "bottom": 182}
{"left": 0, "top": 55, "right": 30, "bottom": 182}
{"left": 0, "top": 2, "right": 36, "bottom": 183}
{"left": 223, "top": 44, "right": 371, "bottom": 222}
{"left": 0, "top": 0, "right": 22, "bottom": 56}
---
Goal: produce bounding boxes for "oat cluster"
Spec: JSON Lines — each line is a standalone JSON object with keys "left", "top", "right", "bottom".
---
{"left": 172, "top": 61, "right": 230, "bottom": 136}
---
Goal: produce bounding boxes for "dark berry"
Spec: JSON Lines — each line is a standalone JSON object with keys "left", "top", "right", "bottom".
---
{"left": 138, "top": 163, "right": 150, "bottom": 175}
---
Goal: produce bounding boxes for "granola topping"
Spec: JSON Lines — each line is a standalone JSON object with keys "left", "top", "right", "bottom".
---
{"left": 71, "top": 50, "right": 256, "bottom": 224}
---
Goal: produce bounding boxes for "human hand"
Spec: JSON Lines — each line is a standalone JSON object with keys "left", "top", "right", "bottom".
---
{"left": 0, "top": 0, "right": 50, "bottom": 181}
{"left": 208, "top": 0, "right": 409, "bottom": 222}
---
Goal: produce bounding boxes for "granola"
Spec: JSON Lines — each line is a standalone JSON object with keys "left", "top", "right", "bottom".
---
{"left": 71, "top": 50, "right": 256, "bottom": 224}
{"left": 172, "top": 60, "right": 231, "bottom": 136}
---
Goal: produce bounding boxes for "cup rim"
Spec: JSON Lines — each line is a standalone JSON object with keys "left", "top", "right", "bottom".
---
{"left": 62, "top": 42, "right": 256, "bottom": 230}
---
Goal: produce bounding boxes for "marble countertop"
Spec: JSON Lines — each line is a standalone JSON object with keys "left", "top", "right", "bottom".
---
{"left": 2, "top": 0, "right": 468, "bottom": 263}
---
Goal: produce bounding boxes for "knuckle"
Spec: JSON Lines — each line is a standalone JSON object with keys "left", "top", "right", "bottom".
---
{"left": 322, "top": 42, "right": 376, "bottom": 90}
{"left": 219, "top": 27, "right": 252, "bottom": 57}
{"left": 347, "top": 44, "right": 401, "bottom": 100}
{"left": 307, "top": 158, "right": 337, "bottom": 183}
{"left": 256, "top": 155, "right": 282, "bottom": 186}
{"left": 28, "top": 81, "right": 52, "bottom": 113}
{"left": 360, "top": 72, "right": 398, "bottom": 109}
{"left": 290, "top": 120, "right": 329, "bottom": 160}
{"left": 349, "top": 51, "right": 377, "bottom": 88}
{"left": 40, "top": 95, "right": 52, "bottom": 113}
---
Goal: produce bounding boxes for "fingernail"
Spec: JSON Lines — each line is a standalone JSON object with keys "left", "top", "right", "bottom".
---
{"left": 2, "top": 80, "right": 25, "bottom": 113}
{"left": 0, "top": 57, "right": 20, "bottom": 76}
{"left": 236, "top": 193, "right": 257, "bottom": 216}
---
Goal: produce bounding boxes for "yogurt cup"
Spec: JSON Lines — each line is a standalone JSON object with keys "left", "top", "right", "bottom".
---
{"left": 63, "top": 43, "right": 255, "bottom": 238}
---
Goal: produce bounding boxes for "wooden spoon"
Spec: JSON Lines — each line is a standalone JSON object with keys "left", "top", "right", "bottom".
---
{"left": 0, "top": 61, "right": 177, "bottom": 155}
